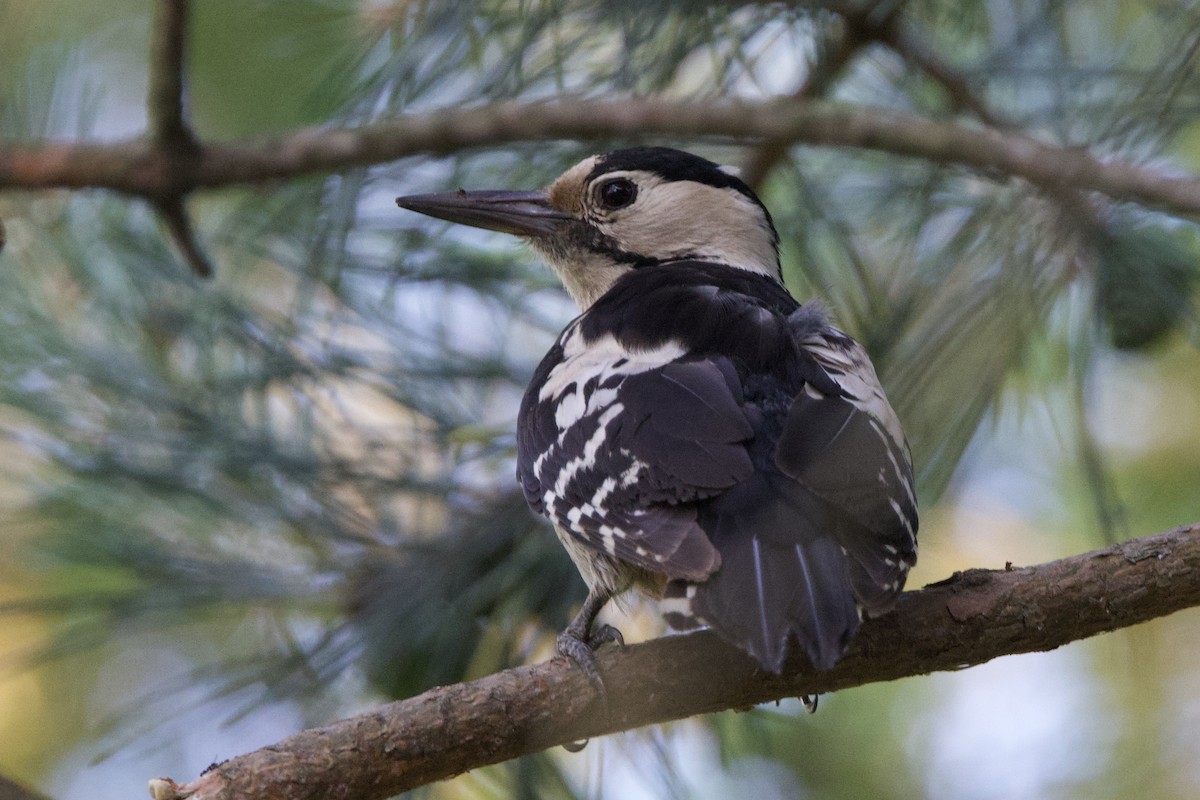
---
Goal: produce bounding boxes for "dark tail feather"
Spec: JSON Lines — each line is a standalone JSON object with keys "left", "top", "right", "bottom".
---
{"left": 833, "top": 514, "right": 916, "bottom": 616}
{"left": 688, "top": 497, "right": 860, "bottom": 672}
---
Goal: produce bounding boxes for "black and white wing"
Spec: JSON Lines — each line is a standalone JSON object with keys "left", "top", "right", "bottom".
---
{"left": 517, "top": 322, "right": 755, "bottom": 588}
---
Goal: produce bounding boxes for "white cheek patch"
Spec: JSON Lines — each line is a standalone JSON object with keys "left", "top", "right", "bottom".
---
{"left": 603, "top": 179, "right": 779, "bottom": 277}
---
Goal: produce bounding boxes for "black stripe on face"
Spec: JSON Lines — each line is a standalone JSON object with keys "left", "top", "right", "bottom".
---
{"left": 565, "top": 220, "right": 644, "bottom": 265}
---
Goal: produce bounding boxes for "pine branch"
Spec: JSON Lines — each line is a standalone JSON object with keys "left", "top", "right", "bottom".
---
{"left": 740, "top": 1, "right": 891, "bottom": 188}
{"left": 857, "top": 4, "right": 1002, "bottom": 126}
{"left": 147, "top": 523, "right": 1200, "bottom": 800}
{"left": 4, "top": 98, "right": 1200, "bottom": 217}
{"left": 861, "top": 14, "right": 1137, "bottom": 531}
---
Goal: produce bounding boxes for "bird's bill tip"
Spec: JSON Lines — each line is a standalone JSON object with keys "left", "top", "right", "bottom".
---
{"left": 396, "top": 189, "right": 571, "bottom": 237}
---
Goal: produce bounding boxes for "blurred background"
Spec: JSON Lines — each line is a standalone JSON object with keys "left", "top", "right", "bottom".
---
{"left": 1, "top": 1, "right": 1199, "bottom": 798}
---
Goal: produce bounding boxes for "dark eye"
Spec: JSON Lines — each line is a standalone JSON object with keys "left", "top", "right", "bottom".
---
{"left": 596, "top": 178, "right": 637, "bottom": 210}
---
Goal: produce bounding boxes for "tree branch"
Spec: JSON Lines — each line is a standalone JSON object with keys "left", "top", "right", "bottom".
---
{"left": 4, "top": 98, "right": 1200, "bottom": 217}
{"left": 147, "top": 523, "right": 1200, "bottom": 800}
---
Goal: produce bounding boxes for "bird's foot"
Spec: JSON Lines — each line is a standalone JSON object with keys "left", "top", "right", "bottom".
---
{"left": 800, "top": 694, "right": 819, "bottom": 714}
{"left": 556, "top": 623, "right": 624, "bottom": 695}
{"left": 557, "top": 623, "right": 624, "bottom": 752}
{"left": 556, "top": 588, "right": 622, "bottom": 751}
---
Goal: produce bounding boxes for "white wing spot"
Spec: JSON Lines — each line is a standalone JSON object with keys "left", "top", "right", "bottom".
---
{"left": 540, "top": 332, "right": 687, "bottom": 403}
{"left": 555, "top": 389, "right": 586, "bottom": 429}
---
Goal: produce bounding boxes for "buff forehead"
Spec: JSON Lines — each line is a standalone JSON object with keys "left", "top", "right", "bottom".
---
{"left": 547, "top": 156, "right": 600, "bottom": 215}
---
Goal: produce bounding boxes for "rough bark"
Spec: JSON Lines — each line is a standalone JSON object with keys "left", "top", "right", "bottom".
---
{"left": 148, "top": 523, "right": 1200, "bottom": 800}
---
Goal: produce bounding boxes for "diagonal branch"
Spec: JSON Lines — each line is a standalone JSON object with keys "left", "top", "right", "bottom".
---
{"left": 861, "top": 6, "right": 1001, "bottom": 126}
{"left": 4, "top": 99, "right": 1200, "bottom": 217}
{"left": 148, "top": 522, "right": 1200, "bottom": 800}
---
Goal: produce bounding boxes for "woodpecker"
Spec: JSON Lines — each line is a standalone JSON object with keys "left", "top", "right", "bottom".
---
{"left": 397, "top": 147, "right": 917, "bottom": 684}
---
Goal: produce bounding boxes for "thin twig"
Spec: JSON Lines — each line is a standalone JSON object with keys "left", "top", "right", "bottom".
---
{"left": 156, "top": 196, "right": 213, "bottom": 278}
{"left": 741, "top": 2, "right": 888, "bottom": 188}
{"left": 862, "top": 4, "right": 1104, "bottom": 225}
{"left": 148, "top": 0, "right": 197, "bottom": 152}
{"left": 151, "top": 523, "right": 1200, "bottom": 800}
{"left": 865, "top": 9, "right": 1002, "bottom": 126}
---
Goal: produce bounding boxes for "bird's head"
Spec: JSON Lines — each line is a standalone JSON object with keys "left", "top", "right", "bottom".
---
{"left": 397, "top": 147, "right": 781, "bottom": 308}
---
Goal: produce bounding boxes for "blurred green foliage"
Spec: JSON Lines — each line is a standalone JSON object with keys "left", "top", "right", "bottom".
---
{"left": 0, "top": 1, "right": 1199, "bottom": 799}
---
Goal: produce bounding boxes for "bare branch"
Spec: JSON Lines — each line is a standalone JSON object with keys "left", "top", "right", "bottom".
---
{"left": 3, "top": 99, "right": 1200, "bottom": 217}
{"left": 147, "top": 523, "right": 1200, "bottom": 800}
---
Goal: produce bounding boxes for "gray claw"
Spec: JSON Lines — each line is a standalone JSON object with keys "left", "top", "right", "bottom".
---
{"left": 589, "top": 623, "right": 625, "bottom": 648}
{"left": 556, "top": 630, "right": 607, "bottom": 695}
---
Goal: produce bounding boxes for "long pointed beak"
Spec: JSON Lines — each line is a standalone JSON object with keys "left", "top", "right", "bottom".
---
{"left": 396, "top": 189, "right": 572, "bottom": 238}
